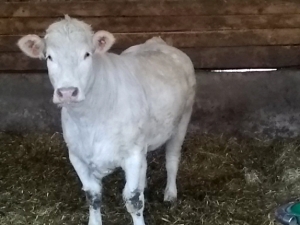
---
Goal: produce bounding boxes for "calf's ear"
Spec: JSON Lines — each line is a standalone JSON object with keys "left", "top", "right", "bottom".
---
{"left": 17, "top": 35, "right": 45, "bottom": 59}
{"left": 93, "top": 30, "right": 115, "bottom": 54}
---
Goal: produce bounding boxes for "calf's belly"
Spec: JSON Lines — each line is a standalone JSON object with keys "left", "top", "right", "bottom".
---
{"left": 146, "top": 102, "right": 186, "bottom": 152}
{"left": 147, "top": 125, "right": 175, "bottom": 151}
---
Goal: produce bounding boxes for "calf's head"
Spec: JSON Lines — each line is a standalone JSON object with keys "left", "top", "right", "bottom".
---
{"left": 17, "top": 15, "right": 115, "bottom": 105}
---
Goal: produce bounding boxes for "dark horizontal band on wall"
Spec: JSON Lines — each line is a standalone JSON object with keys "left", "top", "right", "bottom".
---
{"left": 2, "top": 15, "right": 300, "bottom": 35}
{"left": 2, "top": 29, "right": 300, "bottom": 52}
{"left": 1, "top": 0, "right": 300, "bottom": 17}
{"left": 2, "top": 46, "right": 300, "bottom": 71}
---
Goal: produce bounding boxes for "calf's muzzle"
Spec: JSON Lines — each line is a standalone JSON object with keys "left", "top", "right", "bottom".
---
{"left": 56, "top": 87, "right": 79, "bottom": 103}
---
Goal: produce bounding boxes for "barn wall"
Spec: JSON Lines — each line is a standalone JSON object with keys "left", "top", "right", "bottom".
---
{"left": 2, "top": 0, "right": 300, "bottom": 70}
{"left": 1, "top": 70, "right": 300, "bottom": 138}
{"left": 1, "top": 0, "right": 300, "bottom": 138}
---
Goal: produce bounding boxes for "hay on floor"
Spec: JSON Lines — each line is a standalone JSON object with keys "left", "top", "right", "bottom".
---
{"left": 0, "top": 132, "right": 299, "bottom": 225}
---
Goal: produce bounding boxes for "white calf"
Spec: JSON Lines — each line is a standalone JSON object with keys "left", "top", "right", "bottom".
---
{"left": 17, "top": 15, "right": 196, "bottom": 225}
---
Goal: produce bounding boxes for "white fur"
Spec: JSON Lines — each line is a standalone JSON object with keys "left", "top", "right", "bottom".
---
{"left": 18, "top": 16, "right": 196, "bottom": 225}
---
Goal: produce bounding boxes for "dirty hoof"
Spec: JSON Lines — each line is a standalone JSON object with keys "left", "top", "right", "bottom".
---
{"left": 164, "top": 195, "right": 177, "bottom": 203}
{"left": 163, "top": 199, "right": 177, "bottom": 209}
{"left": 164, "top": 189, "right": 177, "bottom": 203}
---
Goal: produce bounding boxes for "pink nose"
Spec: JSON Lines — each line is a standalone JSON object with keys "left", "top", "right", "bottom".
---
{"left": 57, "top": 87, "right": 79, "bottom": 101}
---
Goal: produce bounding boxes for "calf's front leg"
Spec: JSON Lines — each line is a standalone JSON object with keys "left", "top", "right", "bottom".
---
{"left": 69, "top": 153, "right": 102, "bottom": 225}
{"left": 122, "top": 151, "right": 147, "bottom": 225}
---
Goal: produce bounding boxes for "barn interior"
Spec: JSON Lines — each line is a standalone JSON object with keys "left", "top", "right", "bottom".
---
{"left": 1, "top": 1, "right": 300, "bottom": 224}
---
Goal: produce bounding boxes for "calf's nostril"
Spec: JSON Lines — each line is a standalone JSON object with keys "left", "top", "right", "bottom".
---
{"left": 72, "top": 88, "right": 79, "bottom": 97}
{"left": 57, "top": 89, "right": 63, "bottom": 97}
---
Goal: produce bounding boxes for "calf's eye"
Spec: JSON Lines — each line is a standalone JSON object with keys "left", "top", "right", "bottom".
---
{"left": 46, "top": 55, "right": 52, "bottom": 61}
{"left": 84, "top": 52, "right": 90, "bottom": 59}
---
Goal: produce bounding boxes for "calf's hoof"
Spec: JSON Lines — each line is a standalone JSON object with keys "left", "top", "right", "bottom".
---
{"left": 163, "top": 189, "right": 177, "bottom": 203}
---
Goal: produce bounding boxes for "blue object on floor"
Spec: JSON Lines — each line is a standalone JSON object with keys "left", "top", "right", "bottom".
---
{"left": 275, "top": 201, "right": 300, "bottom": 225}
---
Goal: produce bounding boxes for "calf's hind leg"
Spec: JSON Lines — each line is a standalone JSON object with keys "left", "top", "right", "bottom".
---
{"left": 164, "top": 106, "right": 193, "bottom": 202}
